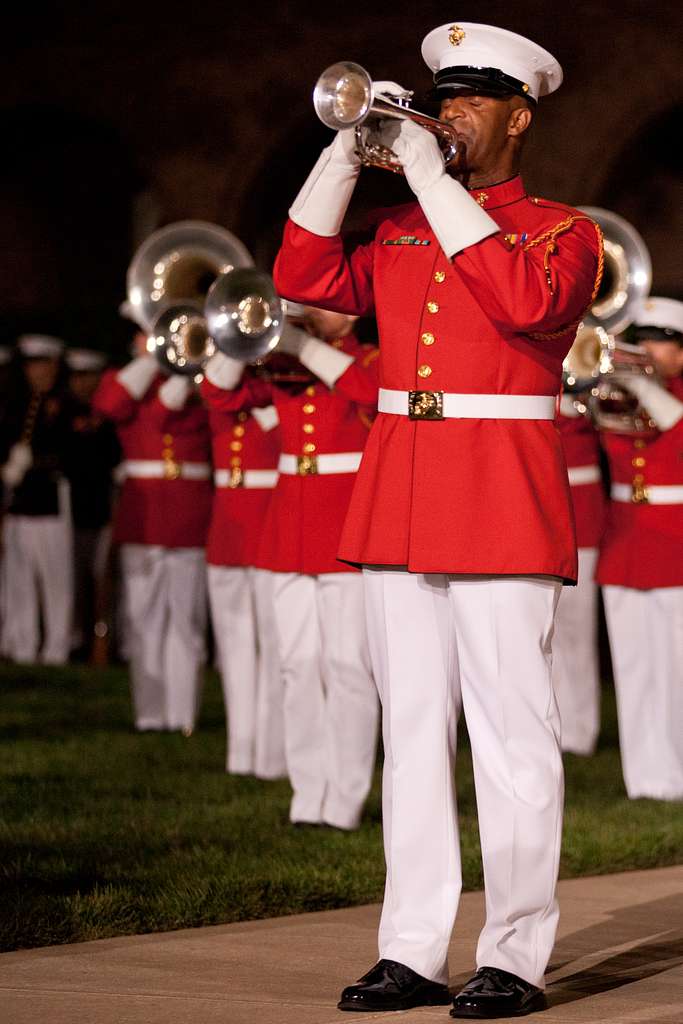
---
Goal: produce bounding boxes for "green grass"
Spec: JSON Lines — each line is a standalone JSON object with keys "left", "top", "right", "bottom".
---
{"left": 0, "top": 662, "right": 681, "bottom": 952}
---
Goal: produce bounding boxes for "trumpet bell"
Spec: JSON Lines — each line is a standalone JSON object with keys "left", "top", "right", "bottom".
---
{"left": 148, "top": 302, "right": 215, "bottom": 378}
{"left": 314, "top": 61, "right": 374, "bottom": 130}
{"left": 127, "top": 221, "right": 253, "bottom": 331}
{"left": 205, "top": 269, "right": 285, "bottom": 362}
{"left": 563, "top": 324, "right": 612, "bottom": 392}
{"left": 578, "top": 207, "right": 652, "bottom": 335}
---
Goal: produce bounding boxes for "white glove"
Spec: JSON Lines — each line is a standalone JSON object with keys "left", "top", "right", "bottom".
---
{"left": 204, "top": 352, "right": 244, "bottom": 390}
{"left": 251, "top": 405, "right": 280, "bottom": 432}
{"left": 1, "top": 441, "right": 33, "bottom": 488}
{"left": 117, "top": 354, "right": 158, "bottom": 399}
{"left": 373, "top": 80, "right": 410, "bottom": 100}
{"left": 276, "top": 323, "right": 310, "bottom": 357}
{"left": 299, "top": 337, "right": 354, "bottom": 388}
{"left": 613, "top": 373, "right": 683, "bottom": 431}
{"left": 158, "top": 375, "right": 192, "bottom": 410}
{"left": 289, "top": 130, "right": 361, "bottom": 237}
{"left": 374, "top": 118, "right": 498, "bottom": 258}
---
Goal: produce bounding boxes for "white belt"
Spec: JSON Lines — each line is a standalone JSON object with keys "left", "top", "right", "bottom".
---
{"left": 214, "top": 468, "right": 278, "bottom": 489}
{"left": 611, "top": 483, "right": 683, "bottom": 505}
{"left": 122, "top": 459, "right": 211, "bottom": 481}
{"left": 567, "top": 465, "right": 601, "bottom": 487}
{"left": 378, "top": 388, "right": 557, "bottom": 420}
{"left": 278, "top": 452, "right": 363, "bottom": 476}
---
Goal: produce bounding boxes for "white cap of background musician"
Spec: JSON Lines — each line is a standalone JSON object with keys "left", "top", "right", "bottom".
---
{"left": 633, "top": 297, "right": 683, "bottom": 341}
{"left": 65, "top": 348, "right": 108, "bottom": 372}
{"left": 17, "top": 334, "right": 65, "bottom": 359}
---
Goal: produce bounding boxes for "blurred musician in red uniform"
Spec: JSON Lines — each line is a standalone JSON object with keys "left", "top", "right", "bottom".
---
{"left": 93, "top": 336, "right": 212, "bottom": 733}
{"left": 205, "top": 371, "right": 285, "bottom": 778}
{"left": 597, "top": 297, "right": 683, "bottom": 801}
{"left": 552, "top": 395, "right": 606, "bottom": 755}
{"left": 202, "top": 308, "right": 380, "bottom": 831}
{"left": 273, "top": 22, "right": 602, "bottom": 1018}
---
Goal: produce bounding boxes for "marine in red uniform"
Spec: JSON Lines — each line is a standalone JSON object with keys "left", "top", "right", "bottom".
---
{"left": 204, "top": 366, "right": 284, "bottom": 779}
{"left": 274, "top": 23, "right": 602, "bottom": 1019}
{"left": 202, "top": 309, "right": 380, "bottom": 830}
{"left": 597, "top": 297, "right": 683, "bottom": 801}
{"left": 93, "top": 339, "right": 212, "bottom": 733}
{"left": 552, "top": 395, "right": 606, "bottom": 755}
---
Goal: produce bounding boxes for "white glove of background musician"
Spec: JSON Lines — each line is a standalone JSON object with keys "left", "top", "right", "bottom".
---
{"left": 610, "top": 371, "right": 683, "bottom": 431}
{"left": 277, "top": 322, "right": 354, "bottom": 389}
{"left": 374, "top": 118, "right": 498, "bottom": 258}
{"left": 1, "top": 440, "right": 33, "bottom": 489}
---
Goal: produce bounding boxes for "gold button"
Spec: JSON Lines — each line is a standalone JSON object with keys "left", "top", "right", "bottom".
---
{"left": 303, "top": 423, "right": 315, "bottom": 434}
{"left": 305, "top": 386, "right": 316, "bottom": 396}
{"left": 233, "top": 425, "right": 245, "bottom": 437}
{"left": 421, "top": 332, "right": 435, "bottom": 346}
{"left": 633, "top": 473, "right": 644, "bottom": 484}
{"left": 632, "top": 456, "right": 646, "bottom": 468}
{"left": 230, "top": 440, "right": 243, "bottom": 452}
{"left": 417, "top": 364, "right": 433, "bottom": 379}
{"left": 162, "top": 434, "right": 173, "bottom": 445}
{"left": 237, "top": 411, "right": 248, "bottom": 422}
{"left": 162, "top": 447, "right": 174, "bottom": 458}
{"left": 303, "top": 442, "right": 316, "bottom": 453}
{"left": 434, "top": 271, "right": 446, "bottom": 283}
{"left": 303, "top": 403, "right": 316, "bottom": 414}
{"left": 230, "top": 456, "right": 242, "bottom": 467}
{"left": 634, "top": 439, "right": 646, "bottom": 449}
{"left": 426, "top": 301, "right": 439, "bottom": 314}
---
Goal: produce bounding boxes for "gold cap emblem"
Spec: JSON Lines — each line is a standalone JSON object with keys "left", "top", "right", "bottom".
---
{"left": 448, "top": 24, "right": 466, "bottom": 46}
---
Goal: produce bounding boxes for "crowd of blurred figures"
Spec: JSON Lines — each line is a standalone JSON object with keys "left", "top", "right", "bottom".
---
{"left": 1, "top": 241, "right": 681, "bottom": 829}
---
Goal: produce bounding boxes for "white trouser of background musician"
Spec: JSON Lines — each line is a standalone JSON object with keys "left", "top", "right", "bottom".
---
{"left": 272, "top": 570, "right": 379, "bottom": 830}
{"left": 552, "top": 547, "right": 601, "bottom": 755}
{"left": 120, "top": 543, "right": 207, "bottom": 732}
{"left": 208, "top": 565, "right": 285, "bottom": 778}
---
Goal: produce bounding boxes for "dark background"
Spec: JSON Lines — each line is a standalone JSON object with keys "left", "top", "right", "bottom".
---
{"left": 1, "top": 0, "right": 681, "bottom": 355}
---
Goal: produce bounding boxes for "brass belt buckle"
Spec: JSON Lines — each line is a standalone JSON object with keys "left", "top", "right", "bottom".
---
{"left": 631, "top": 482, "right": 649, "bottom": 504}
{"left": 408, "top": 390, "right": 444, "bottom": 420}
{"left": 228, "top": 467, "right": 244, "bottom": 489}
{"left": 297, "top": 455, "right": 318, "bottom": 476}
{"left": 163, "top": 458, "right": 182, "bottom": 480}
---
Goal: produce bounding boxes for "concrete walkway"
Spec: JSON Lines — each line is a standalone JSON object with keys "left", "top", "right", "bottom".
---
{"left": 1, "top": 865, "right": 681, "bottom": 1024}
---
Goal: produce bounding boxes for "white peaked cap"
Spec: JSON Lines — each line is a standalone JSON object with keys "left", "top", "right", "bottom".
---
{"left": 422, "top": 22, "right": 562, "bottom": 102}
{"left": 17, "top": 334, "right": 65, "bottom": 359}
{"left": 634, "top": 297, "right": 683, "bottom": 336}
{"left": 0, "top": 345, "right": 11, "bottom": 365}
{"left": 66, "top": 348, "right": 108, "bottom": 371}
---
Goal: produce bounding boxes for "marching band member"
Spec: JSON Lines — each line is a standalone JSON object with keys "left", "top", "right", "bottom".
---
{"left": 202, "top": 308, "right": 380, "bottom": 831}
{"left": 0, "top": 335, "right": 75, "bottom": 665}
{"left": 205, "top": 375, "right": 285, "bottom": 778}
{"left": 552, "top": 395, "right": 606, "bottom": 755}
{"left": 597, "top": 296, "right": 683, "bottom": 801}
{"left": 274, "top": 23, "right": 602, "bottom": 1018}
{"left": 93, "top": 337, "right": 212, "bottom": 733}
{"left": 64, "top": 348, "right": 121, "bottom": 661}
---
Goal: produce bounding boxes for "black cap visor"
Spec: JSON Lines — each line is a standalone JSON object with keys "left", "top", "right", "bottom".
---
{"left": 428, "top": 65, "right": 535, "bottom": 103}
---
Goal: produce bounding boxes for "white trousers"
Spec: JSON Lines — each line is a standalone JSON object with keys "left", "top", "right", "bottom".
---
{"left": 604, "top": 585, "right": 683, "bottom": 800}
{"left": 552, "top": 548, "right": 601, "bottom": 755}
{"left": 271, "top": 571, "right": 379, "bottom": 830}
{"left": 1, "top": 513, "right": 74, "bottom": 664}
{"left": 120, "top": 544, "right": 207, "bottom": 731}
{"left": 208, "top": 565, "right": 286, "bottom": 778}
{"left": 363, "top": 569, "right": 563, "bottom": 988}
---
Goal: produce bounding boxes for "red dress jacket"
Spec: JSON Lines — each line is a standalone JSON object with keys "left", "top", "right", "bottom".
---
{"left": 93, "top": 369, "right": 212, "bottom": 548}
{"left": 206, "top": 404, "right": 280, "bottom": 568}
{"left": 597, "top": 376, "right": 683, "bottom": 589}
{"left": 201, "top": 335, "right": 378, "bottom": 574}
{"left": 274, "top": 175, "right": 602, "bottom": 580}
{"left": 556, "top": 401, "right": 606, "bottom": 550}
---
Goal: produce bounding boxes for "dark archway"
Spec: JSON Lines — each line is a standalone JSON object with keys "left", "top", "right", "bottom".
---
{"left": 0, "top": 105, "right": 146, "bottom": 353}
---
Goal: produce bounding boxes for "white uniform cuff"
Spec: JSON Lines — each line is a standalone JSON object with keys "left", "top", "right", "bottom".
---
{"left": 158, "top": 375, "right": 191, "bottom": 410}
{"left": 251, "top": 405, "right": 280, "bottom": 431}
{"left": 418, "top": 175, "right": 498, "bottom": 258}
{"left": 117, "top": 355, "right": 158, "bottom": 399}
{"left": 298, "top": 337, "right": 354, "bottom": 388}
{"left": 624, "top": 376, "right": 683, "bottom": 431}
{"left": 204, "top": 352, "right": 244, "bottom": 390}
{"left": 289, "top": 146, "right": 360, "bottom": 237}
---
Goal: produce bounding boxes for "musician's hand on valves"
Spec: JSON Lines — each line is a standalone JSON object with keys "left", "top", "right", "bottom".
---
{"left": 377, "top": 118, "right": 445, "bottom": 196}
{"left": 204, "top": 351, "right": 245, "bottom": 391}
{"left": 611, "top": 372, "right": 683, "bottom": 431}
{"left": 277, "top": 323, "right": 310, "bottom": 358}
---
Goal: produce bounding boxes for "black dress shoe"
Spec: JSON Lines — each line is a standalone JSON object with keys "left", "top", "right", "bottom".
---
{"left": 338, "top": 958, "right": 451, "bottom": 1012}
{"left": 450, "top": 967, "right": 546, "bottom": 1018}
